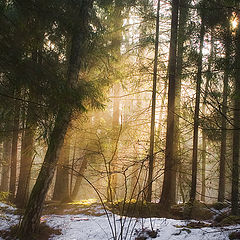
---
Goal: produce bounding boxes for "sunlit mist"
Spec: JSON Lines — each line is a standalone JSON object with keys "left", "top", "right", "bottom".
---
{"left": 231, "top": 12, "right": 239, "bottom": 31}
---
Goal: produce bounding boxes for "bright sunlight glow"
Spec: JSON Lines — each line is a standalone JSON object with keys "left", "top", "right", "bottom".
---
{"left": 231, "top": 12, "right": 239, "bottom": 30}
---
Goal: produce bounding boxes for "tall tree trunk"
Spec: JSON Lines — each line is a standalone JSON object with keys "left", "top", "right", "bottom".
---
{"left": 231, "top": 29, "right": 240, "bottom": 215}
{"left": 189, "top": 22, "right": 205, "bottom": 203}
{"left": 18, "top": 1, "right": 93, "bottom": 237}
{"left": 201, "top": 33, "right": 213, "bottom": 202}
{"left": 159, "top": 0, "right": 179, "bottom": 209}
{"left": 52, "top": 135, "right": 71, "bottom": 202}
{"left": 15, "top": 112, "right": 35, "bottom": 208}
{"left": 9, "top": 97, "right": 20, "bottom": 201}
{"left": 146, "top": 0, "right": 160, "bottom": 202}
{"left": 173, "top": 0, "right": 189, "bottom": 203}
{"left": 218, "top": 32, "right": 230, "bottom": 202}
{"left": 0, "top": 137, "right": 12, "bottom": 192}
{"left": 201, "top": 129, "right": 206, "bottom": 201}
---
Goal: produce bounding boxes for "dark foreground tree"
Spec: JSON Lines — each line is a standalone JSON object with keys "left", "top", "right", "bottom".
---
{"left": 159, "top": 0, "right": 179, "bottom": 209}
{"left": 231, "top": 23, "right": 240, "bottom": 215}
{"left": 17, "top": 1, "right": 95, "bottom": 237}
{"left": 218, "top": 29, "right": 231, "bottom": 202}
{"left": 174, "top": 0, "right": 189, "bottom": 203}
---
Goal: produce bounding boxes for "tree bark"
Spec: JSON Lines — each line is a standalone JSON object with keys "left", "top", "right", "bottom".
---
{"left": 189, "top": 22, "right": 205, "bottom": 203}
{"left": 159, "top": 0, "right": 179, "bottom": 209}
{"left": 173, "top": 0, "right": 189, "bottom": 203}
{"left": 0, "top": 137, "right": 12, "bottom": 192}
{"left": 146, "top": 0, "right": 160, "bottom": 202}
{"left": 218, "top": 32, "right": 230, "bottom": 202}
{"left": 201, "top": 127, "right": 206, "bottom": 201}
{"left": 15, "top": 113, "right": 35, "bottom": 208}
{"left": 18, "top": 108, "right": 71, "bottom": 237}
{"left": 18, "top": 1, "right": 94, "bottom": 237}
{"left": 9, "top": 97, "right": 20, "bottom": 200}
{"left": 231, "top": 29, "right": 240, "bottom": 215}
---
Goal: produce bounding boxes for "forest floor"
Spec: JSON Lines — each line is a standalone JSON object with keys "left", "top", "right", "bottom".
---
{"left": 0, "top": 200, "right": 240, "bottom": 240}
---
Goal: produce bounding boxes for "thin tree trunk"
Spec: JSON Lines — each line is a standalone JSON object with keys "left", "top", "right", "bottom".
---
{"left": 159, "top": 0, "right": 179, "bottom": 209}
{"left": 156, "top": 80, "right": 167, "bottom": 143}
{"left": 70, "top": 138, "right": 77, "bottom": 194}
{"left": 201, "top": 33, "right": 213, "bottom": 202}
{"left": 189, "top": 22, "right": 205, "bottom": 203}
{"left": 218, "top": 33, "right": 230, "bottom": 202}
{"left": 146, "top": 0, "right": 160, "bottom": 202}
{"left": 0, "top": 137, "right": 12, "bottom": 192}
{"left": 9, "top": 97, "right": 20, "bottom": 200}
{"left": 18, "top": 1, "right": 93, "bottom": 237}
{"left": 231, "top": 29, "right": 240, "bottom": 215}
{"left": 201, "top": 129, "right": 206, "bottom": 201}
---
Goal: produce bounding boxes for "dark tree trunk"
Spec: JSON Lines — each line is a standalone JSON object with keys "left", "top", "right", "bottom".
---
{"left": 52, "top": 136, "right": 71, "bottom": 202}
{"left": 146, "top": 0, "right": 160, "bottom": 202}
{"left": 0, "top": 137, "right": 12, "bottom": 192}
{"left": 189, "top": 22, "right": 205, "bottom": 203}
{"left": 201, "top": 128, "right": 206, "bottom": 201}
{"left": 15, "top": 52, "right": 38, "bottom": 208}
{"left": 15, "top": 115, "right": 35, "bottom": 208}
{"left": 18, "top": 108, "right": 71, "bottom": 237}
{"left": 9, "top": 98, "right": 20, "bottom": 200}
{"left": 231, "top": 29, "right": 240, "bottom": 215}
{"left": 18, "top": 1, "right": 94, "bottom": 237}
{"left": 159, "top": 0, "right": 179, "bottom": 209}
{"left": 174, "top": 0, "right": 189, "bottom": 203}
{"left": 218, "top": 33, "right": 230, "bottom": 202}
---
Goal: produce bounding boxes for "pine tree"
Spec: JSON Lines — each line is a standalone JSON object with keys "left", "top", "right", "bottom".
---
{"left": 159, "top": 0, "right": 179, "bottom": 209}
{"left": 18, "top": 1, "right": 95, "bottom": 236}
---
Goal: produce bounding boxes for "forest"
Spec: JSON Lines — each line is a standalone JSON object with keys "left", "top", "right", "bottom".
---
{"left": 1, "top": 0, "right": 240, "bottom": 239}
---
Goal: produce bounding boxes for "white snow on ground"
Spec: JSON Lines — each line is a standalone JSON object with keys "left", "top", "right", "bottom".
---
{"left": 0, "top": 202, "right": 238, "bottom": 240}
{"left": 0, "top": 202, "right": 19, "bottom": 234}
{"left": 47, "top": 214, "right": 233, "bottom": 240}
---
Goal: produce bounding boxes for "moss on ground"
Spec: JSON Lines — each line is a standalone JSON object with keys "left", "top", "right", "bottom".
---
{"left": 182, "top": 200, "right": 214, "bottom": 220}
{"left": 219, "top": 215, "right": 240, "bottom": 226}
